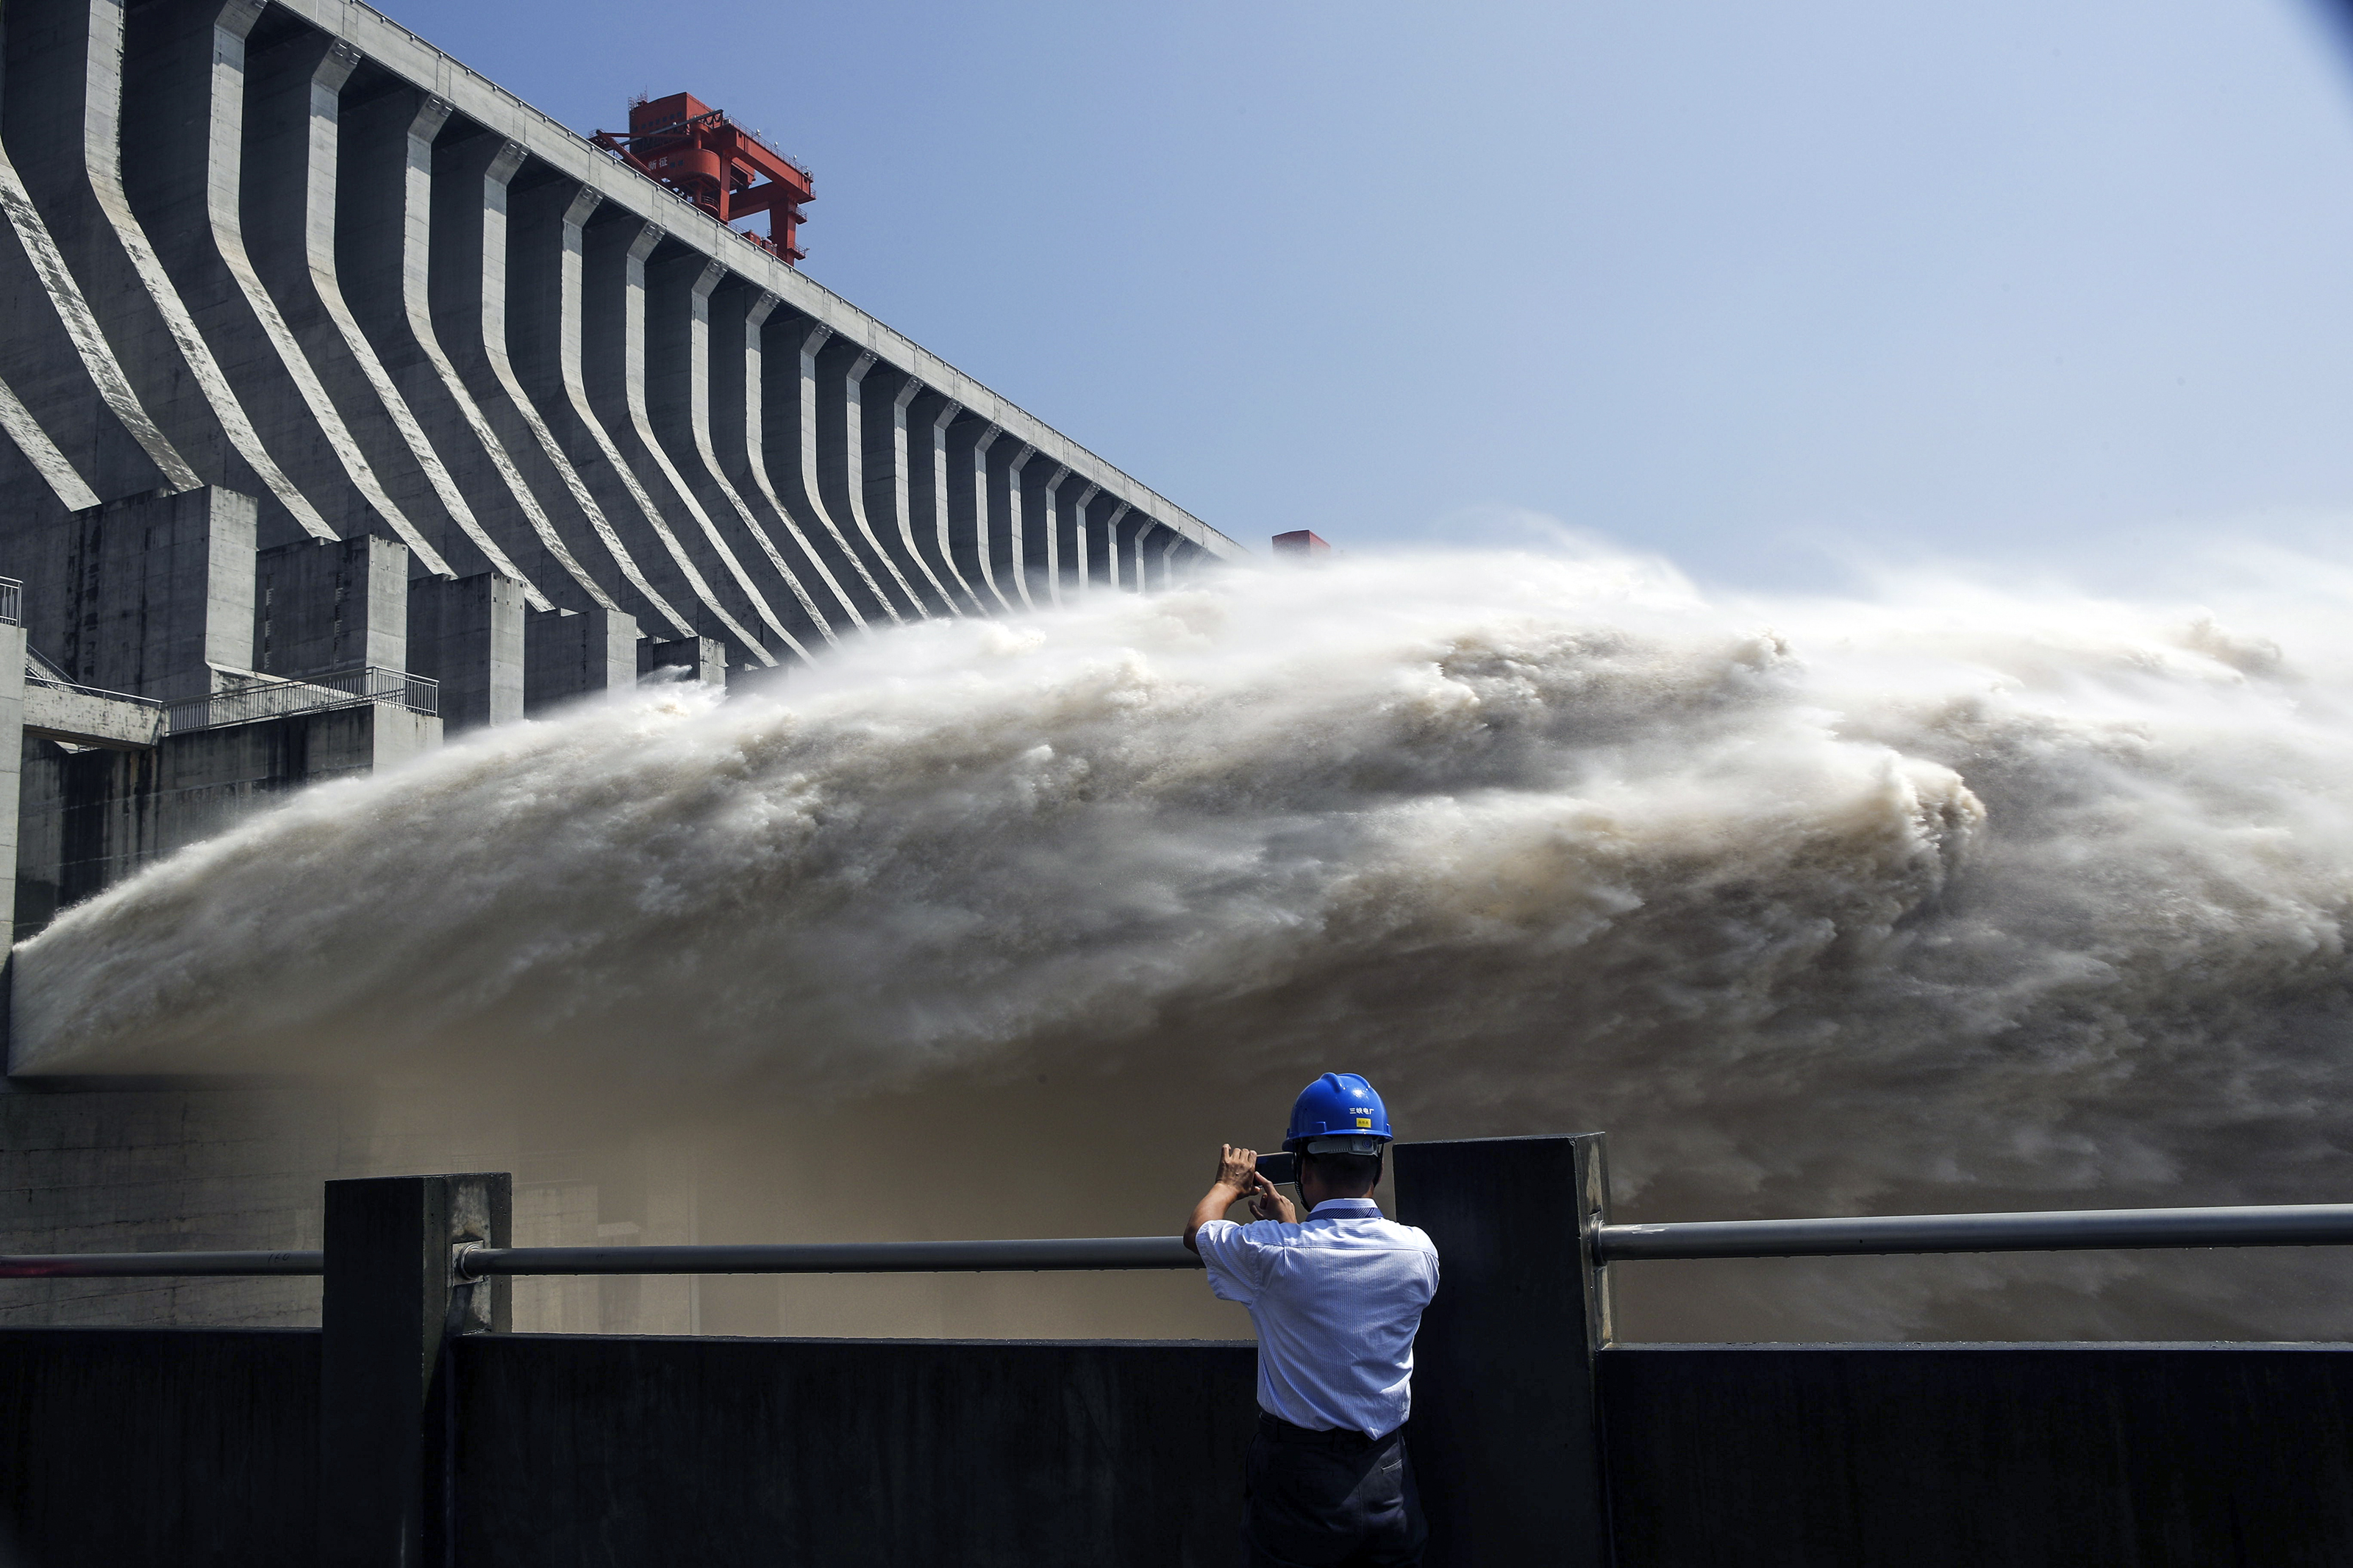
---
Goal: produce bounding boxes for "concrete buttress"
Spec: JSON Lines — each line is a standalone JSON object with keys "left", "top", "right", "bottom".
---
{"left": 1021, "top": 457, "right": 1070, "bottom": 609}
{"left": 410, "top": 570, "right": 524, "bottom": 731}
{"left": 702, "top": 283, "right": 855, "bottom": 640}
{"left": 119, "top": 0, "right": 435, "bottom": 558}
{"left": 944, "top": 415, "right": 1012, "bottom": 613}
{"left": 814, "top": 336, "right": 926, "bottom": 620}
{"left": 763, "top": 315, "right": 899, "bottom": 625}
{"left": 421, "top": 126, "right": 611, "bottom": 610}
{"left": 3, "top": 0, "right": 331, "bottom": 543}
{"left": 576, "top": 213, "right": 776, "bottom": 670}
{"left": 503, "top": 178, "right": 733, "bottom": 654}
{"left": 633, "top": 243, "right": 814, "bottom": 660}
{"left": 861, "top": 369, "right": 960, "bottom": 617}
{"left": 254, "top": 532, "right": 409, "bottom": 679}
{"left": 240, "top": 29, "right": 479, "bottom": 575}
{"left": 904, "top": 389, "right": 982, "bottom": 615}
{"left": 329, "top": 82, "right": 543, "bottom": 598}
{"left": 1085, "top": 493, "right": 1128, "bottom": 592}
{"left": 0, "top": 85, "right": 175, "bottom": 509}
{"left": 1060, "top": 479, "right": 1101, "bottom": 600}
{"left": 429, "top": 136, "right": 686, "bottom": 637}
{"left": 988, "top": 437, "right": 1038, "bottom": 611}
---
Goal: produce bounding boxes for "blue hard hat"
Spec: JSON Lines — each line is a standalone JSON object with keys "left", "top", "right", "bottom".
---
{"left": 1283, "top": 1072, "right": 1394, "bottom": 1153}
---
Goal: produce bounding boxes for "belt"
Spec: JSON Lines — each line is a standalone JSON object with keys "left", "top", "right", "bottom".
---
{"left": 1256, "top": 1411, "right": 1400, "bottom": 1451}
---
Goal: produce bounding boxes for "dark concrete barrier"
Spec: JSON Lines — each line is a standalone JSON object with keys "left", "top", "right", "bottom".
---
{"left": 1393, "top": 1134, "right": 1613, "bottom": 1567}
{"left": 450, "top": 1333, "right": 1257, "bottom": 1568}
{"left": 11, "top": 1325, "right": 2353, "bottom": 1566}
{"left": 1601, "top": 1343, "right": 2353, "bottom": 1568}
{"left": 0, "top": 1327, "right": 316, "bottom": 1568}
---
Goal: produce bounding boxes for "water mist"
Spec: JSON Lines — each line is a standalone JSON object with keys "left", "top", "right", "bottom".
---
{"left": 20, "top": 544, "right": 2353, "bottom": 1342}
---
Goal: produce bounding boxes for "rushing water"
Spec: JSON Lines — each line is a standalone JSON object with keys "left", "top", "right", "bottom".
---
{"left": 21, "top": 544, "right": 2353, "bottom": 1338}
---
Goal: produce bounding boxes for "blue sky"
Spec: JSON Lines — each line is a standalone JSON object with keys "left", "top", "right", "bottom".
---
{"left": 380, "top": 0, "right": 2353, "bottom": 590}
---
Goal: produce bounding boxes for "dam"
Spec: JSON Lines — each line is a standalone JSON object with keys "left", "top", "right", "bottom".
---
{"left": 0, "top": 0, "right": 1241, "bottom": 1331}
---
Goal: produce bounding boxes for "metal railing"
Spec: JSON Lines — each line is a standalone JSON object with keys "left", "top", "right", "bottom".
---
{"left": 0, "top": 1238, "right": 1199, "bottom": 1280}
{"left": 23, "top": 1200, "right": 2353, "bottom": 1281}
{"left": 24, "top": 666, "right": 165, "bottom": 710}
{"left": 0, "top": 1250, "right": 320, "bottom": 1278}
{"left": 455, "top": 1238, "right": 1200, "bottom": 1278}
{"left": 166, "top": 666, "right": 438, "bottom": 734}
{"left": 1592, "top": 1203, "right": 2353, "bottom": 1261}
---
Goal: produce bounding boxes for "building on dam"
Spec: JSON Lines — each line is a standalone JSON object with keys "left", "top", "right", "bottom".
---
{"left": 0, "top": 0, "right": 1243, "bottom": 1329}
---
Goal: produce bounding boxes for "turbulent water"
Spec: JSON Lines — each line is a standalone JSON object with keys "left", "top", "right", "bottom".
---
{"left": 23, "top": 544, "right": 2353, "bottom": 1339}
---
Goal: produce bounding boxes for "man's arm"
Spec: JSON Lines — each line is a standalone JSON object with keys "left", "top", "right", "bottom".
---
{"left": 1184, "top": 1144, "right": 1294, "bottom": 1253}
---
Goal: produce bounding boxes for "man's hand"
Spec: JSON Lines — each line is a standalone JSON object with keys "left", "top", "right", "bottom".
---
{"left": 1248, "top": 1173, "right": 1297, "bottom": 1224}
{"left": 1186, "top": 1143, "right": 1294, "bottom": 1252}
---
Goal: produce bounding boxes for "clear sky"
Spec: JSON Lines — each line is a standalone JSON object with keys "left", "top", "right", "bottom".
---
{"left": 378, "top": 0, "right": 2353, "bottom": 591}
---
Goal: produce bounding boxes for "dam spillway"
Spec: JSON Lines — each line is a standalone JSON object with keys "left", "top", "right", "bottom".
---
{"left": 0, "top": 0, "right": 1240, "bottom": 928}
{"left": 0, "top": 0, "right": 1240, "bottom": 1329}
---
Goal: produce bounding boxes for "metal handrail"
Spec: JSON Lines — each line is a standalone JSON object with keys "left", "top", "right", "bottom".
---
{"left": 15, "top": 1204, "right": 2353, "bottom": 1280}
{"left": 24, "top": 669, "right": 165, "bottom": 707}
{"left": 1593, "top": 1203, "right": 2353, "bottom": 1261}
{"left": 167, "top": 665, "right": 438, "bottom": 733}
{"left": 0, "top": 1250, "right": 321, "bottom": 1278}
{"left": 0, "top": 1238, "right": 1202, "bottom": 1281}
{"left": 455, "top": 1238, "right": 1202, "bottom": 1278}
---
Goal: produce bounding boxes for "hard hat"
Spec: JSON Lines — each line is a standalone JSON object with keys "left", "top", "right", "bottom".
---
{"left": 1283, "top": 1072, "right": 1394, "bottom": 1155}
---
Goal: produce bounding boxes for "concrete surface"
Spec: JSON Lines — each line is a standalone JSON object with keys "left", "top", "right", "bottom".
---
{"left": 1601, "top": 1342, "right": 2353, "bottom": 1567}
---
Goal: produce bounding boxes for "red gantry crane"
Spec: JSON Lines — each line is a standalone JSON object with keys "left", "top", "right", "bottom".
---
{"left": 592, "top": 93, "right": 813, "bottom": 264}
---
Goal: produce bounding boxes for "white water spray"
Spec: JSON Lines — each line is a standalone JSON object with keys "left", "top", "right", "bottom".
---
{"left": 21, "top": 545, "right": 2353, "bottom": 1339}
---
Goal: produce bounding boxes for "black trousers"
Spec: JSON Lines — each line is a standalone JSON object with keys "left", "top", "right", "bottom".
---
{"left": 1241, "top": 1412, "right": 1427, "bottom": 1568}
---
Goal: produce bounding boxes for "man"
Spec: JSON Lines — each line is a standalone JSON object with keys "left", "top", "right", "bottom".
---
{"left": 1185, "top": 1072, "right": 1440, "bottom": 1568}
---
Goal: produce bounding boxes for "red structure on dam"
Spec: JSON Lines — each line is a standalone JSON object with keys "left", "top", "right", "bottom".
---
{"left": 592, "top": 93, "right": 813, "bottom": 264}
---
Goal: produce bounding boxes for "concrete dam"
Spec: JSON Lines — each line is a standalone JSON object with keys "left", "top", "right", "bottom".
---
{"left": 0, "top": 0, "right": 1240, "bottom": 919}
{"left": 0, "top": 0, "right": 1240, "bottom": 1331}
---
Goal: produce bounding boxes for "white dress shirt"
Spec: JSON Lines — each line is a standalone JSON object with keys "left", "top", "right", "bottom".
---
{"left": 1194, "top": 1196, "right": 1441, "bottom": 1439}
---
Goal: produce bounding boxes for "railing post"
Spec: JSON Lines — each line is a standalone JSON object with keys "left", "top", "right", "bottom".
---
{"left": 1392, "top": 1134, "right": 1614, "bottom": 1567}
{"left": 319, "top": 1173, "right": 510, "bottom": 1568}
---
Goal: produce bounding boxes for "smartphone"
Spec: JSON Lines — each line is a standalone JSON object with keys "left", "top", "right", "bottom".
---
{"left": 1250, "top": 1150, "right": 1303, "bottom": 1221}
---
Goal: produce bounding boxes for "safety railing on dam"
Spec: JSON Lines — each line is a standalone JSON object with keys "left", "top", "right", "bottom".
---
{"left": 1590, "top": 1201, "right": 2353, "bottom": 1259}
{"left": 23, "top": 666, "right": 161, "bottom": 708}
{"left": 164, "top": 665, "right": 439, "bottom": 734}
{"left": 7, "top": 1139, "right": 2353, "bottom": 1568}
{"left": 14, "top": 1198, "right": 2353, "bottom": 1279}
{"left": 0, "top": 1236, "right": 1202, "bottom": 1278}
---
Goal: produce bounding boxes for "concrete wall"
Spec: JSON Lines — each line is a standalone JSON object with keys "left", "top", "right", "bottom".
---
{"left": 0, "top": 1327, "right": 1253, "bottom": 1568}
{"left": 4, "top": 1326, "right": 2352, "bottom": 1567}
{"left": 0, "top": 1327, "right": 316, "bottom": 1568}
{"left": 454, "top": 1335, "right": 1258, "bottom": 1568}
{"left": 2, "top": 485, "right": 257, "bottom": 702}
{"left": 15, "top": 701, "right": 439, "bottom": 937}
{"left": 1599, "top": 1343, "right": 2353, "bottom": 1567}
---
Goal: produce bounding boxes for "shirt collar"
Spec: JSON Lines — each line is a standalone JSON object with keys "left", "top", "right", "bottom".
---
{"left": 1307, "top": 1198, "right": 1382, "bottom": 1219}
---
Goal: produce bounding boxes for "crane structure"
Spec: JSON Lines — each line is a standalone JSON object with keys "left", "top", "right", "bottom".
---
{"left": 592, "top": 92, "right": 814, "bottom": 263}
